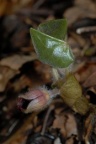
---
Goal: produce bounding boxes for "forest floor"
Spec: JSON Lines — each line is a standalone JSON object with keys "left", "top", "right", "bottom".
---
{"left": 0, "top": 0, "right": 96, "bottom": 143}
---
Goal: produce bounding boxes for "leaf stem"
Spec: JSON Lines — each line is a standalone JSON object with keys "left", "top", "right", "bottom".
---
{"left": 41, "top": 105, "right": 55, "bottom": 135}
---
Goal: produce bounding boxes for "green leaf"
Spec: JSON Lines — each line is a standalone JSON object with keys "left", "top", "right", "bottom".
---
{"left": 60, "top": 74, "right": 82, "bottom": 106}
{"left": 30, "top": 19, "right": 74, "bottom": 68}
{"left": 38, "top": 19, "right": 67, "bottom": 40}
{"left": 56, "top": 73, "right": 89, "bottom": 115}
{"left": 30, "top": 28, "right": 74, "bottom": 68}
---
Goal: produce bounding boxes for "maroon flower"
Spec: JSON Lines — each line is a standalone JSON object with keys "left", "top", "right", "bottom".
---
{"left": 17, "top": 87, "right": 51, "bottom": 113}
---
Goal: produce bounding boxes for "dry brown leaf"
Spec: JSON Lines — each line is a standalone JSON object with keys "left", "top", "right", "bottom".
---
{"left": 9, "top": 73, "right": 49, "bottom": 93}
{"left": 64, "top": 0, "right": 96, "bottom": 26}
{"left": 52, "top": 113, "right": 77, "bottom": 138}
{"left": 64, "top": 114, "right": 77, "bottom": 138}
{"left": 0, "top": 65, "right": 19, "bottom": 92}
{"left": 75, "top": 0, "right": 96, "bottom": 12}
{"left": 0, "top": 53, "right": 37, "bottom": 70}
{"left": 64, "top": 3, "right": 96, "bottom": 26}
{"left": 83, "top": 72, "right": 96, "bottom": 88}
{"left": 0, "top": 0, "right": 7, "bottom": 16}
{"left": 10, "top": 75, "right": 33, "bottom": 92}
{"left": 3, "top": 113, "right": 36, "bottom": 144}
{"left": 52, "top": 114, "right": 67, "bottom": 137}
{"left": 75, "top": 62, "right": 96, "bottom": 83}
{"left": 65, "top": 135, "right": 78, "bottom": 144}
{"left": 65, "top": 137, "right": 74, "bottom": 144}
{"left": 0, "top": 0, "right": 36, "bottom": 16}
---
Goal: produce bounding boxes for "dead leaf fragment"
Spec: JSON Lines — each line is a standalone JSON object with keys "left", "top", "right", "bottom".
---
{"left": 64, "top": 114, "right": 77, "bottom": 137}
{"left": 0, "top": 0, "right": 35, "bottom": 16}
{"left": 0, "top": 53, "right": 37, "bottom": 70}
{"left": 83, "top": 72, "right": 96, "bottom": 88}
{"left": 10, "top": 75, "right": 33, "bottom": 92}
{"left": 64, "top": 0, "right": 96, "bottom": 26}
{"left": 0, "top": 66, "right": 19, "bottom": 92}
{"left": 52, "top": 113, "right": 77, "bottom": 138}
{"left": 75, "top": 62, "right": 96, "bottom": 83}
{"left": 0, "top": 0, "right": 7, "bottom": 16}
{"left": 3, "top": 113, "right": 35, "bottom": 144}
{"left": 75, "top": 0, "right": 96, "bottom": 12}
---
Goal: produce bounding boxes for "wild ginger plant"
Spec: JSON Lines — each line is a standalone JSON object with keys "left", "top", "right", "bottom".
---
{"left": 17, "top": 19, "right": 96, "bottom": 143}
{"left": 29, "top": 19, "right": 89, "bottom": 115}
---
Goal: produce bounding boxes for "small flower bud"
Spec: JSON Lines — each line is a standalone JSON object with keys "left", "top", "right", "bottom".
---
{"left": 17, "top": 87, "right": 50, "bottom": 113}
{"left": 17, "top": 87, "right": 59, "bottom": 113}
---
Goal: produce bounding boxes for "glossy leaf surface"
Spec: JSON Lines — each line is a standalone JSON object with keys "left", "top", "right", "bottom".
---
{"left": 38, "top": 19, "right": 67, "bottom": 40}
{"left": 30, "top": 19, "right": 74, "bottom": 68}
